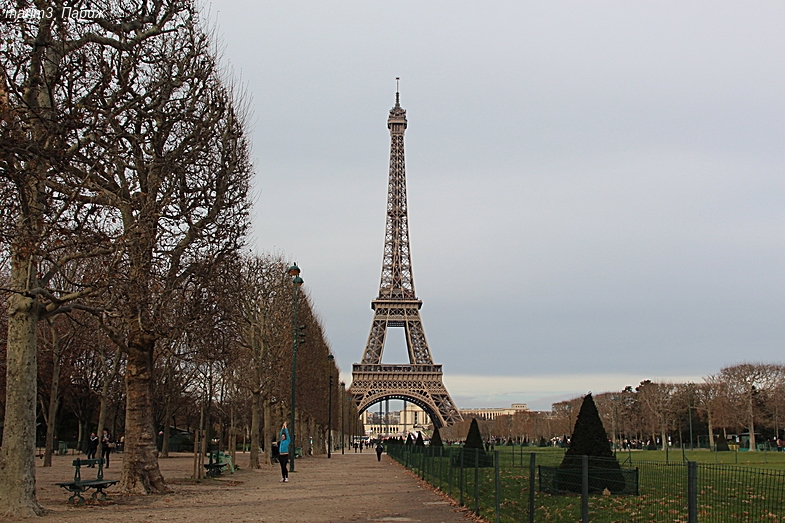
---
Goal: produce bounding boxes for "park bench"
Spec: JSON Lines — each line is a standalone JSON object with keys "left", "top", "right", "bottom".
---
{"left": 56, "top": 458, "right": 118, "bottom": 505}
{"left": 203, "top": 452, "right": 228, "bottom": 477}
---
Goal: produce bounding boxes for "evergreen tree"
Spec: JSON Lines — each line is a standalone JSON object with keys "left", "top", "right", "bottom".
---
{"left": 405, "top": 434, "right": 414, "bottom": 446}
{"left": 715, "top": 435, "right": 730, "bottom": 451}
{"left": 455, "top": 418, "right": 493, "bottom": 467}
{"left": 464, "top": 418, "right": 484, "bottom": 449}
{"left": 415, "top": 432, "right": 425, "bottom": 446}
{"left": 559, "top": 394, "right": 625, "bottom": 493}
{"left": 430, "top": 426, "right": 444, "bottom": 447}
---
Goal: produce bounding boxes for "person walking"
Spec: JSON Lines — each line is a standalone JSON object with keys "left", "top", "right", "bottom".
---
{"left": 278, "top": 422, "right": 290, "bottom": 482}
{"left": 86, "top": 432, "right": 99, "bottom": 465}
{"left": 101, "top": 429, "right": 112, "bottom": 468}
{"left": 375, "top": 441, "right": 384, "bottom": 462}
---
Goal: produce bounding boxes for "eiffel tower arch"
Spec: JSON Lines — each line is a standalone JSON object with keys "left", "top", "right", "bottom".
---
{"left": 349, "top": 84, "right": 462, "bottom": 428}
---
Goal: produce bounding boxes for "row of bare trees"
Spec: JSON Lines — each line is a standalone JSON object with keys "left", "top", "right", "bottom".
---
{"left": 443, "top": 363, "right": 785, "bottom": 451}
{"left": 0, "top": 1, "right": 358, "bottom": 517}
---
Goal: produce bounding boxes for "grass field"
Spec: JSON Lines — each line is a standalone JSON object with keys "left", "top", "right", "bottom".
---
{"left": 497, "top": 445, "right": 785, "bottom": 470}
{"left": 389, "top": 445, "right": 785, "bottom": 523}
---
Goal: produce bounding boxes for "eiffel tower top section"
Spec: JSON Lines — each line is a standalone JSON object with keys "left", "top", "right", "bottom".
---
{"left": 378, "top": 82, "right": 416, "bottom": 302}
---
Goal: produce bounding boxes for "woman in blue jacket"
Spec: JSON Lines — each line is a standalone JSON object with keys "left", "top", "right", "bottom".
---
{"left": 278, "top": 422, "right": 290, "bottom": 482}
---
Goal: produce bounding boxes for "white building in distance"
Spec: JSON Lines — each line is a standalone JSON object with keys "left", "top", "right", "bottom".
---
{"left": 460, "top": 403, "right": 529, "bottom": 421}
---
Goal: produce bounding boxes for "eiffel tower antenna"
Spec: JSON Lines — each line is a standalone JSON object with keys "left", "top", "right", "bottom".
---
{"left": 349, "top": 86, "right": 463, "bottom": 428}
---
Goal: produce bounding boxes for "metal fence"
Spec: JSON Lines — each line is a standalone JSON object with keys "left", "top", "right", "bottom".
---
{"left": 385, "top": 444, "right": 785, "bottom": 523}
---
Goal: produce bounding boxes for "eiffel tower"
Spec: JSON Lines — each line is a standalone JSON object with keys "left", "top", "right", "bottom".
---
{"left": 349, "top": 84, "right": 463, "bottom": 428}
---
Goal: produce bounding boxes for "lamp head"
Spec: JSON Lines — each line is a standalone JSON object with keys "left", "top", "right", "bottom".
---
{"left": 287, "top": 263, "right": 301, "bottom": 277}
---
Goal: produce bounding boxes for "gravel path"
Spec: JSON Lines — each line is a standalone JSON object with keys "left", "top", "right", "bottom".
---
{"left": 22, "top": 450, "right": 478, "bottom": 523}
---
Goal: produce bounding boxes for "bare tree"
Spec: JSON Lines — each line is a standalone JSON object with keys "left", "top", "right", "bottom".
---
{"left": 0, "top": 1, "right": 191, "bottom": 514}
{"left": 38, "top": 315, "right": 74, "bottom": 466}
{"left": 636, "top": 380, "right": 675, "bottom": 449}
{"left": 720, "top": 363, "right": 784, "bottom": 451}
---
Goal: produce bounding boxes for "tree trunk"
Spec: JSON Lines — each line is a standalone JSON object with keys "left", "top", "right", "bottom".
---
{"left": 0, "top": 287, "right": 43, "bottom": 517}
{"left": 161, "top": 397, "right": 173, "bottom": 458}
{"left": 43, "top": 338, "right": 63, "bottom": 467}
{"left": 120, "top": 344, "right": 170, "bottom": 494}
{"left": 707, "top": 408, "right": 715, "bottom": 449}
{"left": 747, "top": 394, "right": 756, "bottom": 452}
{"left": 263, "top": 399, "right": 273, "bottom": 465}
{"left": 249, "top": 390, "right": 261, "bottom": 468}
{"left": 97, "top": 348, "right": 122, "bottom": 462}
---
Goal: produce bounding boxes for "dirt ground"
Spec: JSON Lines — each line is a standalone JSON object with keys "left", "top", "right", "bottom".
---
{"left": 12, "top": 450, "right": 479, "bottom": 523}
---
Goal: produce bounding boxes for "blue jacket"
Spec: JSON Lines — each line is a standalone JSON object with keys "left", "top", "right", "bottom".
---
{"left": 279, "top": 428, "right": 291, "bottom": 454}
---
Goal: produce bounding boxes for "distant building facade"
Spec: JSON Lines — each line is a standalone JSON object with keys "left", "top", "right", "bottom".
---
{"left": 460, "top": 403, "right": 529, "bottom": 421}
{"left": 362, "top": 403, "right": 431, "bottom": 437}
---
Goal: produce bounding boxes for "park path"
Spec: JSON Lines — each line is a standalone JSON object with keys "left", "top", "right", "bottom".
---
{"left": 22, "top": 450, "right": 477, "bottom": 523}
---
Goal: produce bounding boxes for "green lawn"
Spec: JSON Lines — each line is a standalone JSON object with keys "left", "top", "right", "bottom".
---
{"left": 389, "top": 445, "right": 785, "bottom": 523}
{"left": 493, "top": 445, "right": 785, "bottom": 470}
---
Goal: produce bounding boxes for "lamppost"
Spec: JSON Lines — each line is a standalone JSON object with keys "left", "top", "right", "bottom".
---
{"left": 327, "top": 354, "right": 334, "bottom": 458}
{"left": 288, "top": 263, "right": 303, "bottom": 472}
{"left": 340, "top": 381, "right": 345, "bottom": 454}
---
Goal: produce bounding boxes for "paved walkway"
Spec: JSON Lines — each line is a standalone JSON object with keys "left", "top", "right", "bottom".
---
{"left": 28, "top": 450, "right": 477, "bottom": 523}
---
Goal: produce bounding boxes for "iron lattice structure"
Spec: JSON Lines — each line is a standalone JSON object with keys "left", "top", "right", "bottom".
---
{"left": 349, "top": 89, "right": 462, "bottom": 428}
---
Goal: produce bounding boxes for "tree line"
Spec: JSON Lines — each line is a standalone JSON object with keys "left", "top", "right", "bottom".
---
{"left": 0, "top": 0, "right": 357, "bottom": 516}
{"left": 442, "top": 363, "right": 785, "bottom": 451}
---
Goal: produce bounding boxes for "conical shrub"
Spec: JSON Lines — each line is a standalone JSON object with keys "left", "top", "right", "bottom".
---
{"left": 559, "top": 394, "right": 625, "bottom": 494}
{"left": 464, "top": 418, "right": 484, "bottom": 449}
{"left": 415, "top": 432, "right": 424, "bottom": 446}
{"left": 430, "top": 426, "right": 444, "bottom": 447}
{"left": 454, "top": 418, "right": 493, "bottom": 467}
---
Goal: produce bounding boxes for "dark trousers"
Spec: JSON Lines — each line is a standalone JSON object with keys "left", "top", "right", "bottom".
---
{"left": 278, "top": 454, "right": 289, "bottom": 479}
{"left": 376, "top": 449, "right": 383, "bottom": 461}
{"left": 102, "top": 447, "right": 111, "bottom": 467}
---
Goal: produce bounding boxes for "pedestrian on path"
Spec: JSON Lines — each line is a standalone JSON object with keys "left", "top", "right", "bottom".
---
{"left": 375, "top": 442, "right": 384, "bottom": 461}
{"left": 101, "top": 429, "right": 113, "bottom": 468}
{"left": 86, "top": 432, "right": 98, "bottom": 463}
{"left": 278, "top": 422, "right": 290, "bottom": 482}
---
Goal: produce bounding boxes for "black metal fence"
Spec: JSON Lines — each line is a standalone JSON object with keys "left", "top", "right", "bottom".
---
{"left": 385, "top": 444, "right": 785, "bottom": 523}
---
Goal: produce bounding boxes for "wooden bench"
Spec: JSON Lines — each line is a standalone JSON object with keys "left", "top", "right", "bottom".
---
{"left": 56, "top": 458, "right": 118, "bottom": 505}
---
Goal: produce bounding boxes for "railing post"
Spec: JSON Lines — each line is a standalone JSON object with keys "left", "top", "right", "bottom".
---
{"left": 439, "top": 447, "right": 443, "bottom": 490}
{"left": 448, "top": 447, "right": 453, "bottom": 496}
{"left": 495, "top": 450, "right": 501, "bottom": 523}
{"left": 474, "top": 448, "right": 480, "bottom": 516}
{"left": 529, "top": 453, "right": 536, "bottom": 523}
{"left": 459, "top": 448, "right": 465, "bottom": 506}
{"left": 582, "top": 455, "right": 589, "bottom": 523}
{"left": 688, "top": 461, "right": 697, "bottom": 523}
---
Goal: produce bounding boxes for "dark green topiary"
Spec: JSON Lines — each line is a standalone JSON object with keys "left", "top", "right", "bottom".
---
{"left": 646, "top": 440, "right": 658, "bottom": 450}
{"left": 506, "top": 438, "right": 514, "bottom": 446}
{"left": 453, "top": 418, "right": 493, "bottom": 467}
{"left": 430, "top": 426, "right": 444, "bottom": 447}
{"left": 464, "top": 418, "right": 484, "bottom": 449}
{"left": 405, "top": 434, "right": 414, "bottom": 446}
{"left": 415, "top": 432, "right": 425, "bottom": 446}
{"left": 559, "top": 394, "right": 625, "bottom": 494}
{"left": 715, "top": 436, "right": 730, "bottom": 451}
{"left": 538, "top": 436, "right": 547, "bottom": 447}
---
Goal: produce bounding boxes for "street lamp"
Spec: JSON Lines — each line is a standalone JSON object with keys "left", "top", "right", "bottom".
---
{"left": 340, "top": 381, "right": 345, "bottom": 454}
{"left": 288, "top": 263, "right": 303, "bottom": 472}
{"left": 328, "top": 354, "right": 334, "bottom": 458}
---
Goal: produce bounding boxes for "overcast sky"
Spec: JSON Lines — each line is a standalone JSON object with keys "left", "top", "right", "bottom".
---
{"left": 206, "top": 1, "right": 784, "bottom": 410}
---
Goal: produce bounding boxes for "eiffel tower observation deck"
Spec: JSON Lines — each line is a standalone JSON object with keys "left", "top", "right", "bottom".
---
{"left": 349, "top": 83, "right": 462, "bottom": 428}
